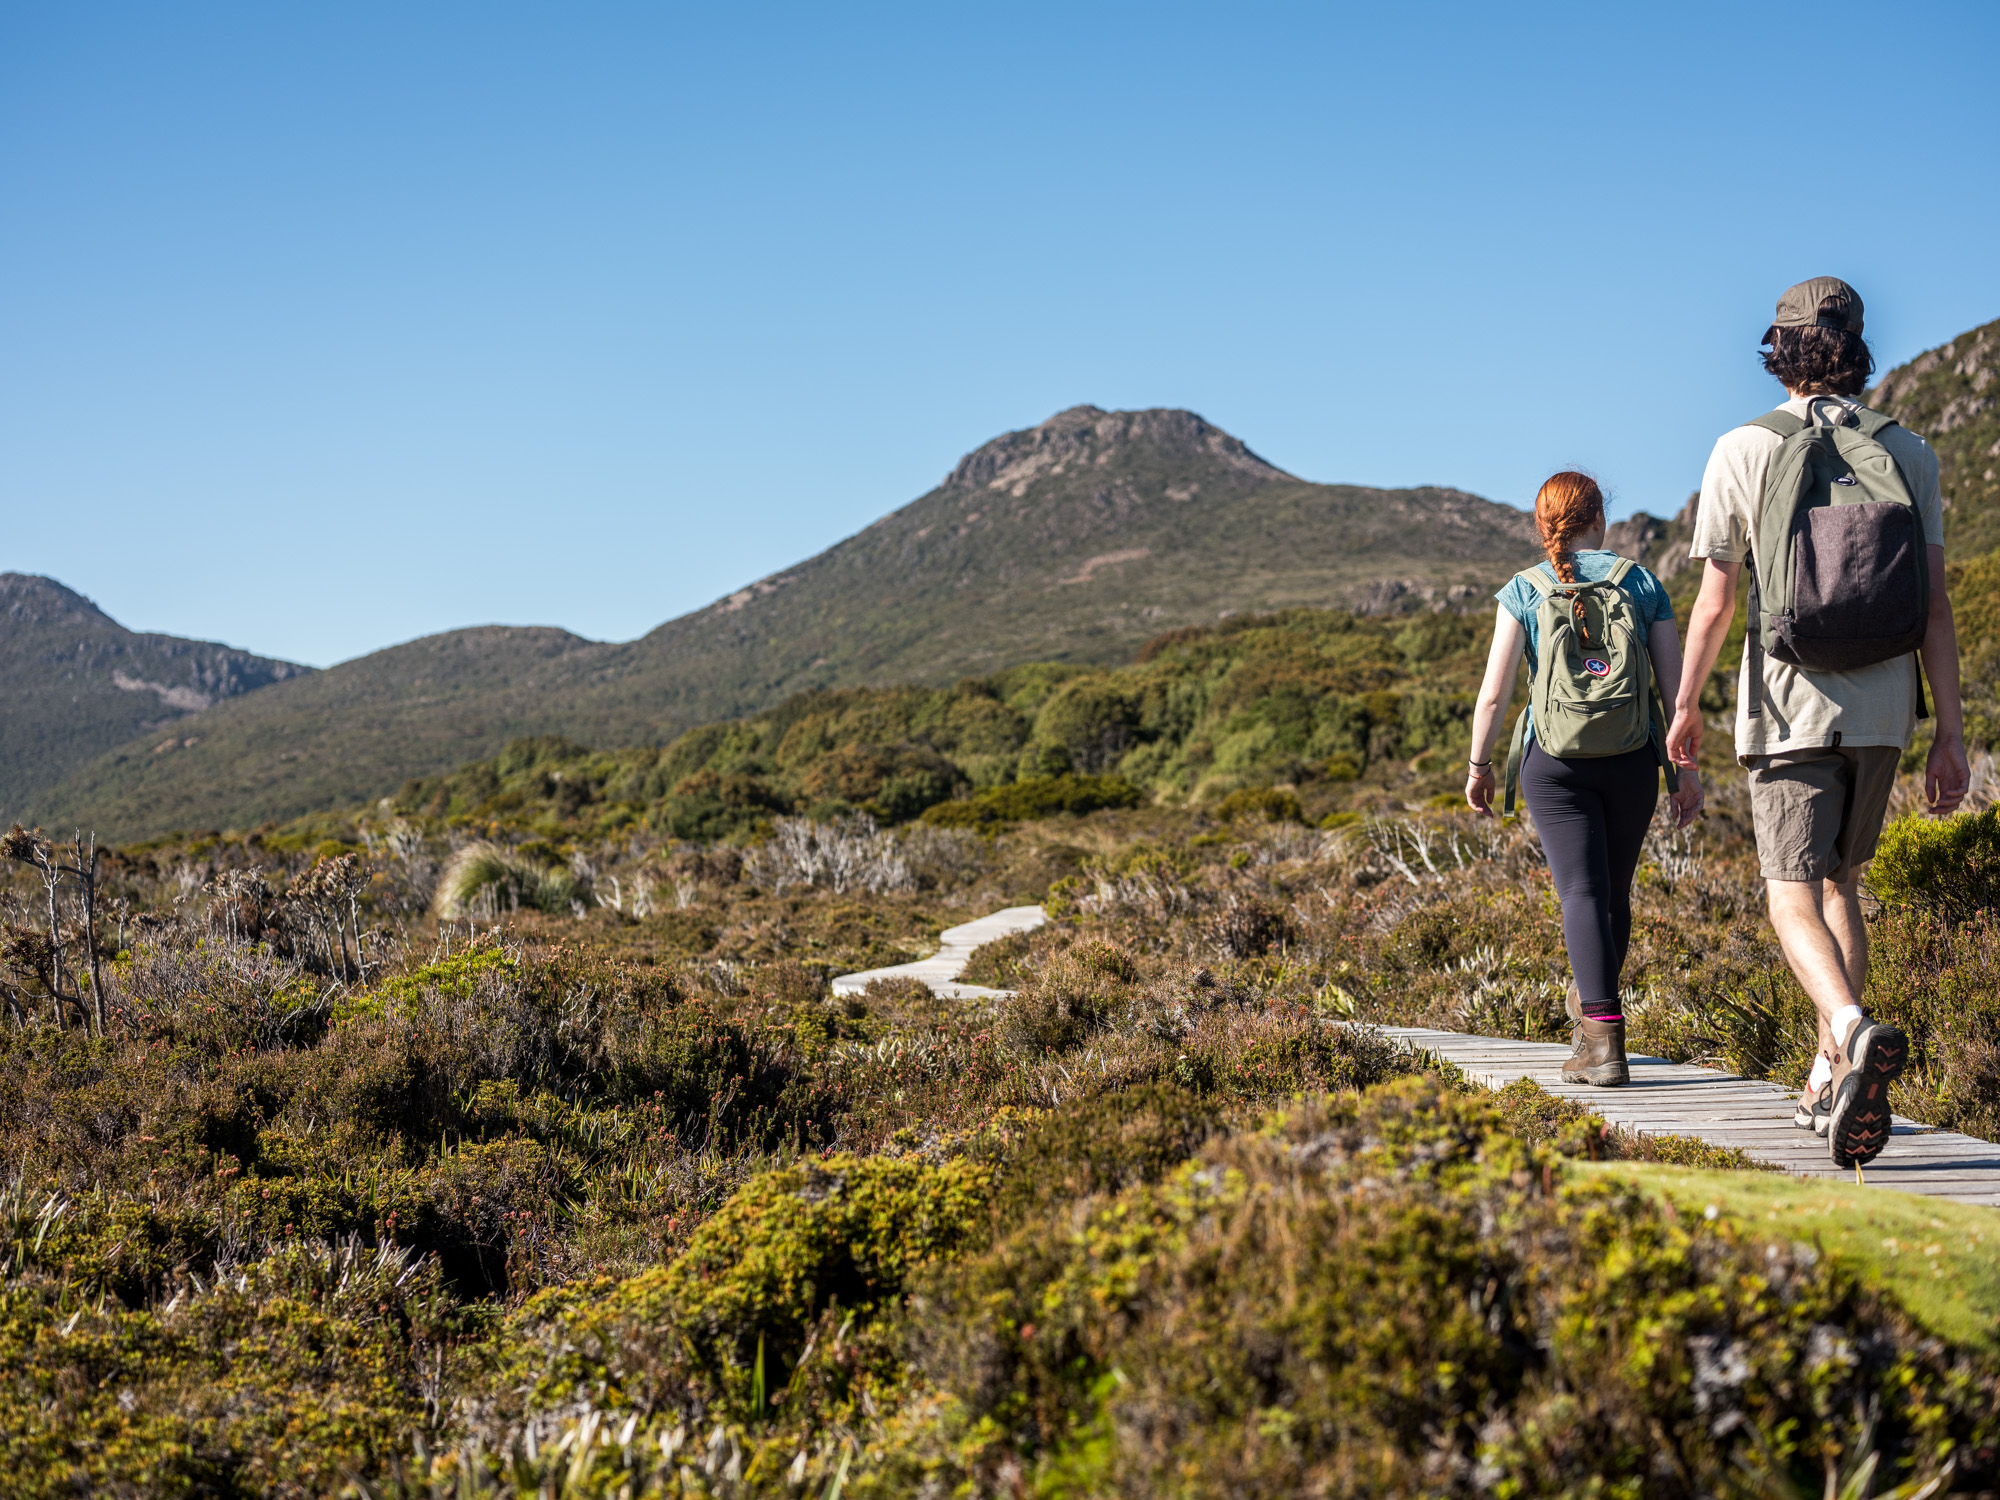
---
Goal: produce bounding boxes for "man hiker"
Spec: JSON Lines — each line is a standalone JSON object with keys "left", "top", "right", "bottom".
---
{"left": 1666, "top": 276, "right": 1970, "bottom": 1170}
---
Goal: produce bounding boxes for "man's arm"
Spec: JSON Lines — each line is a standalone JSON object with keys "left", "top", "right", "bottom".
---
{"left": 1921, "top": 542, "right": 1971, "bottom": 815}
{"left": 1665, "top": 559, "right": 1740, "bottom": 768}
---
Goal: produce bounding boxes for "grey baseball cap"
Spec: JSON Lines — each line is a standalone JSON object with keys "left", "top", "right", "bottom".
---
{"left": 1770, "top": 276, "right": 1864, "bottom": 335}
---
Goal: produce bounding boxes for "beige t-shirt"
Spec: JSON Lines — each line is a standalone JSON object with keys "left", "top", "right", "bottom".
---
{"left": 1688, "top": 392, "right": 1944, "bottom": 760}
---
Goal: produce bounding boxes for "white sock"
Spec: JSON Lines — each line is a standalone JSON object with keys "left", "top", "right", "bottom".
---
{"left": 1831, "top": 1004, "right": 1866, "bottom": 1050}
{"left": 1807, "top": 1052, "right": 1834, "bottom": 1093}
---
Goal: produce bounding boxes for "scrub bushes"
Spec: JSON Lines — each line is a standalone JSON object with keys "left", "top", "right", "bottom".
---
{"left": 433, "top": 840, "right": 582, "bottom": 918}
{"left": 890, "top": 1079, "right": 1994, "bottom": 1498}
{"left": 1870, "top": 807, "right": 2000, "bottom": 919}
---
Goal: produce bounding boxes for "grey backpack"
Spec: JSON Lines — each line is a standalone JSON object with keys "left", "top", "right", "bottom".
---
{"left": 1743, "top": 398, "right": 1930, "bottom": 720}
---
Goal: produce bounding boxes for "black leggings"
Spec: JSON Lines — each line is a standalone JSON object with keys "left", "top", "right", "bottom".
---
{"left": 1520, "top": 742, "right": 1659, "bottom": 1013}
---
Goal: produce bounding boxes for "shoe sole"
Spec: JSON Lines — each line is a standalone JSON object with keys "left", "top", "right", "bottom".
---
{"left": 1828, "top": 1024, "right": 1908, "bottom": 1168}
{"left": 1561, "top": 1062, "right": 1629, "bottom": 1087}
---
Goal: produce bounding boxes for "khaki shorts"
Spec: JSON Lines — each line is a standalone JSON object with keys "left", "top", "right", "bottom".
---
{"left": 1746, "top": 745, "right": 1900, "bottom": 884}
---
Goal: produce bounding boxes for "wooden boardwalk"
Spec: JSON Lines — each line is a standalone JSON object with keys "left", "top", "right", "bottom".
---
{"left": 836, "top": 901, "right": 2000, "bottom": 1207}
{"left": 831, "top": 905, "right": 1046, "bottom": 999}
{"left": 1375, "top": 1024, "right": 2000, "bottom": 1207}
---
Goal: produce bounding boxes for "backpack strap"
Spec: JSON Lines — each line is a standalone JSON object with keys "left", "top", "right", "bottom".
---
{"left": 1746, "top": 410, "right": 1806, "bottom": 440}
{"left": 1852, "top": 406, "right": 1900, "bottom": 441}
{"left": 1647, "top": 682, "right": 1681, "bottom": 795}
{"left": 1735, "top": 414, "right": 1802, "bottom": 721}
{"left": 1744, "top": 561, "right": 1764, "bottom": 721}
{"left": 1606, "top": 556, "right": 1636, "bottom": 586}
{"left": 1502, "top": 703, "right": 1530, "bottom": 816}
{"left": 1517, "top": 565, "right": 1558, "bottom": 598}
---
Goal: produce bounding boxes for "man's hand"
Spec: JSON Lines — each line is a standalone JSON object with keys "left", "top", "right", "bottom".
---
{"left": 1927, "top": 733, "right": 1971, "bottom": 817}
{"left": 1665, "top": 707, "right": 1703, "bottom": 769}
{"left": 1668, "top": 768, "right": 1705, "bottom": 829}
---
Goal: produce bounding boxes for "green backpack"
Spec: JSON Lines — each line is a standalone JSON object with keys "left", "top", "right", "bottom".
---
{"left": 1741, "top": 398, "right": 1929, "bottom": 723}
{"left": 1502, "top": 557, "right": 1677, "bottom": 813}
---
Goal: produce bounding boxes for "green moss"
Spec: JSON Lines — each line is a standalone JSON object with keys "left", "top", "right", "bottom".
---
{"left": 1575, "top": 1160, "right": 2000, "bottom": 1355}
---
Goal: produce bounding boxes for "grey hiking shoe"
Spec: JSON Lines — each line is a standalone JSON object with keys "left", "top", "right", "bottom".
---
{"left": 1792, "top": 1080, "right": 1832, "bottom": 1136}
{"left": 1562, "top": 1015, "right": 1629, "bottom": 1087}
{"left": 1827, "top": 1017, "right": 1908, "bottom": 1168}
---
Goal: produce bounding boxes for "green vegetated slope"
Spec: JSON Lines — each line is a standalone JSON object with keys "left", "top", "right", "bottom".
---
{"left": 0, "top": 574, "right": 309, "bottom": 821}
{"left": 31, "top": 625, "right": 625, "bottom": 839}
{"left": 1871, "top": 315, "right": 2000, "bottom": 555}
{"left": 382, "top": 606, "right": 1490, "bottom": 842}
{"left": 27, "top": 406, "right": 1538, "bottom": 840}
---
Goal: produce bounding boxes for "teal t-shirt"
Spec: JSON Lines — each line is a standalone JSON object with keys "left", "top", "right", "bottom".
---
{"left": 1496, "top": 551, "right": 1674, "bottom": 676}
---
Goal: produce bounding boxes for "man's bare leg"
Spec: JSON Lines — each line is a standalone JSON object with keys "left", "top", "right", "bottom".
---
{"left": 1818, "top": 874, "right": 1868, "bottom": 1055}
{"left": 1766, "top": 877, "right": 1861, "bottom": 1028}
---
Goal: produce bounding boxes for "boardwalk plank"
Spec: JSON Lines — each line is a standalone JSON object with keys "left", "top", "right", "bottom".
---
{"left": 1358, "top": 1021, "right": 2000, "bottom": 1207}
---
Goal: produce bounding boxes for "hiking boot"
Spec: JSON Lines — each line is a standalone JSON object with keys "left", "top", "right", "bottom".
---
{"left": 1792, "top": 1079, "right": 1832, "bottom": 1136}
{"left": 1562, "top": 1015, "right": 1629, "bottom": 1086}
{"left": 1826, "top": 1017, "right": 1909, "bottom": 1168}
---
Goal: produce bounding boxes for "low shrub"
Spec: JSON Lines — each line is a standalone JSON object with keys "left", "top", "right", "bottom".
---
{"left": 920, "top": 773, "right": 1143, "bottom": 829}
{"left": 432, "top": 842, "right": 581, "bottom": 918}
{"left": 998, "top": 940, "right": 1138, "bottom": 1052}
{"left": 890, "top": 1078, "right": 1998, "bottom": 1497}
{"left": 1870, "top": 808, "right": 2000, "bottom": 919}
{"left": 1211, "top": 785, "right": 1305, "bottom": 824}
{"left": 517, "top": 1152, "right": 993, "bottom": 1415}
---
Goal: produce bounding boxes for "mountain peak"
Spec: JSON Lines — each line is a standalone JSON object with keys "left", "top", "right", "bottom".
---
{"left": 942, "top": 405, "right": 1294, "bottom": 497}
{"left": 0, "top": 572, "right": 117, "bottom": 631}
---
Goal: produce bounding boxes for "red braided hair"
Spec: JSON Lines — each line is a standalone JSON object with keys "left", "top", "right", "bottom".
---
{"left": 1534, "top": 471, "right": 1607, "bottom": 637}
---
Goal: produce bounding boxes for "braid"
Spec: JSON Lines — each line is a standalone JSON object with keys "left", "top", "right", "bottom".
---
{"left": 1534, "top": 470, "right": 1607, "bottom": 639}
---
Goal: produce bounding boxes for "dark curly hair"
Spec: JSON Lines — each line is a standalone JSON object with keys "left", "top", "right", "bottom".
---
{"left": 1760, "top": 296, "right": 1875, "bottom": 396}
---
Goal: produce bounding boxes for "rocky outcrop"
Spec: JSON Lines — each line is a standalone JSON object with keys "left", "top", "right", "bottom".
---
{"left": 1870, "top": 317, "right": 2000, "bottom": 555}
{"left": 1604, "top": 494, "right": 1698, "bottom": 580}
{"left": 942, "top": 405, "right": 1293, "bottom": 496}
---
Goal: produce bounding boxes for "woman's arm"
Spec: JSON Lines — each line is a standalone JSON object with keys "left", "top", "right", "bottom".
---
{"left": 1648, "top": 617, "right": 1683, "bottom": 711}
{"left": 1466, "top": 604, "right": 1525, "bottom": 817}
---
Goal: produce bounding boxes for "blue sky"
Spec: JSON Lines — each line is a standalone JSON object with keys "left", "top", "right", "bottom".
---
{"left": 2, "top": 2, "right": 1996, "bottom": 667}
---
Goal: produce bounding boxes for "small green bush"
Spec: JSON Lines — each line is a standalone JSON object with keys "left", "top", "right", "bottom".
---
{"left": 1870, "top": 808, "right": 2000, "bottom": 919}
{"left": 1212, "top": 785, "right": 1305, "bottom": 823}
{"left": 920, "top": 773, "right": 1142, "bottom": 829}
{"left": 432, "top": 841, "right": 581, "bottom": 917}
{"left": 529, "top": 1152, "right": 993, "bottom": 1408}
{"left": 998, "top": 941, "right": 1137, "bottom": 1051}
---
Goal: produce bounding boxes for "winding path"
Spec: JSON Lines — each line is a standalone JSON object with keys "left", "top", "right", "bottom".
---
{"left": 1369, "top": 1024, "right": 2000, "bottom": 1207}
{"left": 832, "top": 902, "right": 2000, "bottom": 1206}
{"left": 830, "top": 904, "right": 1046, "bottom": 999}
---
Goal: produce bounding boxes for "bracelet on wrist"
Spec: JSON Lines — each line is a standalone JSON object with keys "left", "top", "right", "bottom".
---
{"left": 1468, "top": 760, "right": 1492, "bottom": 771}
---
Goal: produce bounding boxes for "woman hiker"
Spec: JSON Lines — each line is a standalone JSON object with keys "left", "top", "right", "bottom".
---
{"left": 1465, "top": 471, "right": 1704, "bottom": 1084}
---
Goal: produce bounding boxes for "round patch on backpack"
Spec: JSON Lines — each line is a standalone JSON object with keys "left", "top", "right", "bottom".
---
{"left": 1583, "top": 658, "right": 1611, "bottom": 677}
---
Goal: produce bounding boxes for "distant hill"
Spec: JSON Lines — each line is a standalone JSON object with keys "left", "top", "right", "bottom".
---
{"left": 28, "top": 406, "right": 1539, "bottom": 839}
{"left": 0, "top": 575, "right": 308, "bottom": 821}
{"left": 1869, "top": 316, "right": 2000, "bottom": 556}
